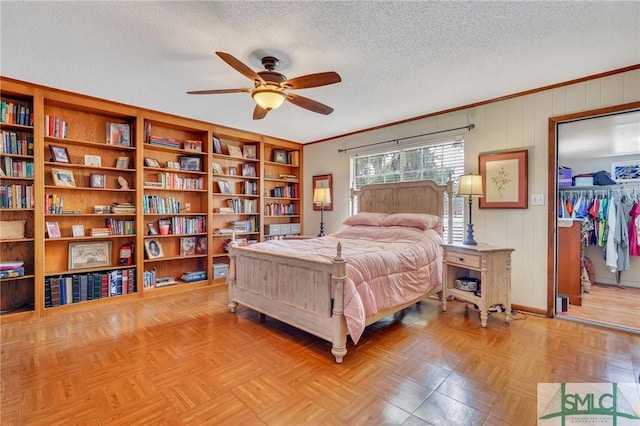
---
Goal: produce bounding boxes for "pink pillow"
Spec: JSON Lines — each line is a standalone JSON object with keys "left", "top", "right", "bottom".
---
{"left": 343, "top": 212, "right": 389, "bottom": 227}
{"left": 380, "top": 213, "right": 442, "bottom": 230}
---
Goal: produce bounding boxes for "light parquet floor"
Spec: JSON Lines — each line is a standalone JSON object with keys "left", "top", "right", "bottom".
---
{"left": 1, "top": 285, "right": 639, "bottom": 425}
{"left": 564, "top": 283, "right": 640, "bottom": 331}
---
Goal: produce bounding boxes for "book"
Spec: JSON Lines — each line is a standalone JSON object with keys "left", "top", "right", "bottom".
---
{"left": 0, "top": 266, "right": 24, "bottom": 278}
{"left": 179, "top": 236, "right": 196, "bottom": 256}
{"left": 106, "top": 123, "right": 131, "bottom": 146}
{"left": 180, "top": 270, "right": 207, "bottom": 282}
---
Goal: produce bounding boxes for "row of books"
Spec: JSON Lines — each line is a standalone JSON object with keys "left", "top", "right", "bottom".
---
{"left": 105, "top": 218, "right": 136, "bottom": 235}
{"left": 163, "top": 215, "right": 207, "bottom": 234}
{"left": 0, "top": 184, "right": 34, "bottom": 209}
{"left": 44, "top": 115, "right": 69, "bottom": 138}
{"left": 242, "top": 181, "right": 258, "bottom": 195}
{"left": 152, "top": 173, "right": 205, "bottom": 190}
{"left": 1, "top": 99, "right": 33, "bottom": 126}
{"left": 269, "top": 183, "right": 299, "bottom": 199}
{"left": 264, "top": 203, "right": 296, "bottom": 216}
{"left": 45, "top": 193, "right": 64, "bottom": 214}
{"left": 225, "top": 198, "right": 258, "bottom": 214}
{"left": 1, "top": 157, "right": 34, "bottom": 178}
{"left": 1, "top": 131, "right": 34, "bottom": 155}
{"left": 142, "top": 195, "right": 181, "bottom": 214}
{"left": 44, "top": 268, "right": 136, "bottom": 307}
{"left": 230, "top": 218, "right": 257, "bottom": 233}
{"left": 147, "top": 135, "right": 180, "bottom": 149}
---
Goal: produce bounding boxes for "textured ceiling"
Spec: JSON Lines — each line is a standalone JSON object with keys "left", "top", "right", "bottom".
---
{"left": 1, "top": 1, "right": 638, "bottom": 143}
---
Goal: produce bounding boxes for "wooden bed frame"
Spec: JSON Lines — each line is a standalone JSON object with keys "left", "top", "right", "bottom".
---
{"left": 227, "top": 180, "right": 453, "bottom": 363}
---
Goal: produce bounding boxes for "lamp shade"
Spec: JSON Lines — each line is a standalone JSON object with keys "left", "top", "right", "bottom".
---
{"left": 252, "top": 88, "right": 286, "bottom": 110}
{"left": 313, "top": 188, "right": 331, "bottom": 204}
{"left": 458, "top": 174, "right": 484, "bottom": 197}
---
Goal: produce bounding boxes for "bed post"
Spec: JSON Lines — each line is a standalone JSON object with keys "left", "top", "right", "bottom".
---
{"left": 227, "top": 234, "right": 238, "bottom": 313}
{"left": 446, "top": 179, "right": 454, "bottom": 244}
{"left": 331, "top": 242, "right": 348, "bottom": 363}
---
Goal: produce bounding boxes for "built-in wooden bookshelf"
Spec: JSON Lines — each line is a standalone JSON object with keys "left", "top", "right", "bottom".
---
{"left": 0, "top": 82, "right": 36, "bottom": 318}
{"left": 0, "top": 76, "right": 304, "bottom": 320}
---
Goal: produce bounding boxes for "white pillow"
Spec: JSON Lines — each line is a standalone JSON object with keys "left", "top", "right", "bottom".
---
{"left": 380, "top": 213, "right": 442, "bottom": 230}
{"left": 342, "top": 212, "right": 389, "bottom": 227}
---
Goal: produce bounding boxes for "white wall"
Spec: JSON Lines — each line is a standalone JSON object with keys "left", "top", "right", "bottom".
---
{"left": 303, "top": 68, "right": 640, "bottom": 312}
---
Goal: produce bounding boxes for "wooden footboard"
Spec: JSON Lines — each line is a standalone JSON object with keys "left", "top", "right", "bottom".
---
{"left": 227, "top": 241, "right": 349, "bottom": 363}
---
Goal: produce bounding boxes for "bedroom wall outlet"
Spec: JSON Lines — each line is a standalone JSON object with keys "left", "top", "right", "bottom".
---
{"left": 531, "top": 194, "right": 545, "bottom": 205}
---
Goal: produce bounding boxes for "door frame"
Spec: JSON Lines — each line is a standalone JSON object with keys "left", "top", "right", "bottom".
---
{"left": 546, "top": 101, "right": 640, "bottom": 316}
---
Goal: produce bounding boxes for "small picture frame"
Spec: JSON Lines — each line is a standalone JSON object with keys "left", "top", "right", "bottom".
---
{"left": 49, "top": 145, "right": 71, "bottom": 163}
{"left": 196, "top": 236, "right": 207, "bottom": 255}
{"left": 183, "top": 140, "right": 202, "bottom": 153}
{"left": 611, "top": 160, "right": 640, "bottom": 182}
{"left": 144, "top": 157, "right": 161, "bottom": 168}
{"left": 90, "top": 173, "right": 106, "bottom": 188}
{"left": 179, "top": 236, "right": 196, "bottom": 256}
{"left": 212, "top": 162, "right": 223, "bottom": 174}
{"left": 83, "top": 154, "right": 102, "bottom": 167}
{"left": 144, "top": 238, "right": 164, "bottom": 259}
{"left": 243, "top": 144, "right": 257, "bottom": 159}
{"left": 228, "top": 145, "right": 243, "bottom": 158}
{"left": 273, "top": 149, "right": 288, "bottom": 164}
{"left": 217, "top": 180, "right": 232, "bottom": 194}
{"left": 179, "top": 155, "right": 202, "bottom": 171}
{"left": 115, "top": 156, "right": 129, "bottom": 169}
{"left": 213, "top": 136, "right": 222, "bottom": 154}
{"left": 52, "top": 168, "right": 76, "bottom": 187}
{"left": 106, "top": 122, "right": 131, "bottom": 146}
{"left": 72, "top": 224, "right": 85, "bottom": 237}
{"left": 146, "top": 223, "right": 158, "bottom": 235}
{"left": 241, "top": 163, "right": 256, "bottom": 177}
{"left": 46, "top": 221, "right": 61, "bottom": 238}
{"left": 228, "top": 166, "right": 238, "bottom": 176}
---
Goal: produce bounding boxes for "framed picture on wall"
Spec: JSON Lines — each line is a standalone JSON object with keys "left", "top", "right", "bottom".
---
{"left": 478, "top": 149, "right": 528, "bottom": 209}
{"left": 312, "top": 174, "right": 333, "bottom": 211}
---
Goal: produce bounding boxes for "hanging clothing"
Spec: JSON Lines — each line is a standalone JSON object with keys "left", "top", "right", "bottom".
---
{"left": 631, "top": 202, "right": 640, "bottom": 256}
{"left": 613, "top": 197, "right": 630, "bottom": 272}
{"left": 605, "top": 198, "right": 617, "bottom": 272}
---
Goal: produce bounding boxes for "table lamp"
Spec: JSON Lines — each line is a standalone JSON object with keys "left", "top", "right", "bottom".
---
{"left": 313, "top": 188, "right": 331, "bottom": 237}
{"left": 458, "top": 173, "right": 484, "bottom": 245}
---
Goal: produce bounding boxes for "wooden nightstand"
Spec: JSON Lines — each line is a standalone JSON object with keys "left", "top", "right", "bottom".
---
{"left": 441, "top": 243, "right": 514, "bottom": 327}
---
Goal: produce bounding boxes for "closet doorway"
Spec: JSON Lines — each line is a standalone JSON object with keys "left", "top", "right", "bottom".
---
{"left": 548, "top": 103, "right": 640, "bottom": 332}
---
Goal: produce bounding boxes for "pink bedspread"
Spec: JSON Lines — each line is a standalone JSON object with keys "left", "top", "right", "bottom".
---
{"left": 243, "top": 226, "right": 443, "bottom": 344}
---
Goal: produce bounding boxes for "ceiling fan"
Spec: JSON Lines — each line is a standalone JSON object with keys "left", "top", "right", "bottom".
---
{"left": 187, "top": 51, "right": 342, "bottom": 120}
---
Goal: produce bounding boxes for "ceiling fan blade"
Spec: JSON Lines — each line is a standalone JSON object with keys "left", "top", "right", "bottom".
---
{"left": 284, "top": 72, "right": 342, "bottom": 90}
{"left": 253, "top": 105, "right": 268, "bottom": 120}
{"left": 187, "top": 88, "right": 251, "bottom": 95}
{"left": 216, "top": 51, "right": 264, "bottom": 84}
{"left": 286, "top": 93, "right": 334, "bottom": 115}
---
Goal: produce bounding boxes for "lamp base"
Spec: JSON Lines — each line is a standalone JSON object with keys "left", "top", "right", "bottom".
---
{"left": 463, "top": 223, "right": 477, "bottom": 245}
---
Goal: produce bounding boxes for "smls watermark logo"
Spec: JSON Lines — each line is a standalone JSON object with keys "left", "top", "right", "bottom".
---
{"left": 538, "top": 383, "right": 640, "bottom": 425}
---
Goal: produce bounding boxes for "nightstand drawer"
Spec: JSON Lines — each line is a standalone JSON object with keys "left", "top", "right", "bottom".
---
{"left": 444, "top": 251, "right": 481, "bottom": 269}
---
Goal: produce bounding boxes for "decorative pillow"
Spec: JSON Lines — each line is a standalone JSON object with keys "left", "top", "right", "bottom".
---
{"left": 0, "top": 220, "right": 26, "bottom": 240}
{"left": 342, "top": 212, "right": 389, "bottom": 227}
{"left": 380, "top": 213, "right": 442, "bottom": 230}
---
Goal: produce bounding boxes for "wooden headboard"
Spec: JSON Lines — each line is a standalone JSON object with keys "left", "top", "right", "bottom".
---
{"left": 353, "top": 180, "right": 453, "bottom": 242}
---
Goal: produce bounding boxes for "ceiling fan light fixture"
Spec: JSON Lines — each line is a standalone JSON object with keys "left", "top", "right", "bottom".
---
{"left": 252, "top": 88, "right": 286, "bottom": 110}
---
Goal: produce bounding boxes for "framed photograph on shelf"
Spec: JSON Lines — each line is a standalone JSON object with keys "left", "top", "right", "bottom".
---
{"left": 144, "top": 239, "right": 164, "bottom": 259}
{"left": 71, "top": 224, "right": 85, "bottom": 237}
{"left": 46, "top": 221, "right": 61, "bottom": 238}
{"left": 115, "top": 156, "right": 129, "bottom": 169}
{"left": 183, "top": 140, "right": 202, "bottom": 153}
{"left": 312, "top": 174, "right": 333, "bottom": 211}
{"left": 146, "top": 223, "right": 158, "bottom": 235}
{"left": 106, "top": 122, "right": 131, "bottom": 146}
{"left": 212, "top": 162, "right": 223, "bottom": 174}
{"left": 144, "top": 157, "right": 161, "bottom": 168}
{"left": 228, "top": 166, "right": 238, "bottom": 176}
{"left": 273, "top": 149, "right": 288, "bottom": 164}
{"left": 213, "top": 135, "right": 222, "bottom": 154}
{"left": 69, "top": 241, "right": 112, "bottom": 269}
{"left": 479, "top": 149, "right": 528, "bottom": 209}
{"left": 90, "top": 173, "right": 106, "bottom": 188}
{"left": 243, "top": 144, "right": 257, "bottom": 159}
{"left": 49, "top": 145, "right": 71, "bottom": 163}
{"left": 179, "top": 155, "right": 201, "bottom": 171}
{"left": 83, "top": 154, "right": 101, "bottom": 166}
{"left": 195, "top": 236, "right": 207, "bottom": 254}
{"left": 611, "top": 160, "right": 640, "bottom": 182}
{"left": 241, "top": 162, "right": 256, "bottom": 177}
{"left": 52, "top": 168, "right": 76, "bottom": 187}
{"left": 217, "top": 180, "right": 232, "bottom": 194}
{"left": 228, "top": 145, "right": 243, "bottom": 158}
{"left": 179, "top": 236, "right": 196, "bottom": 256}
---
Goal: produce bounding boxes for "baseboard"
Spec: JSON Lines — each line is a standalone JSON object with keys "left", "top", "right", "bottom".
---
{"left": 511, "top": 303, "right": 549, "bottom": 317}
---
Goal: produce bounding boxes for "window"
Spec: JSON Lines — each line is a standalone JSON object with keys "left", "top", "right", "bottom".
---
{"left": 350, "top": 138, "right": 465, "bottom": 242}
